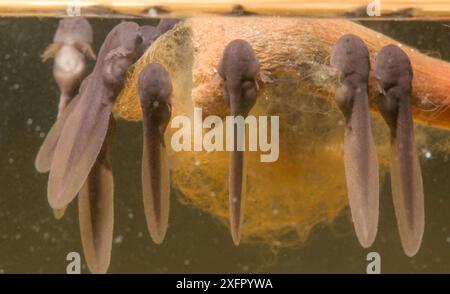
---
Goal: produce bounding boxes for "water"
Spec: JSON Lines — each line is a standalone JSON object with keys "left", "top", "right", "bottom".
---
{"left": 1, "top": 17, "right": 450, "bottom": 273}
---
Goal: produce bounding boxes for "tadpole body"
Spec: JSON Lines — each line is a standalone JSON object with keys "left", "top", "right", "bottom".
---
{"left": 331, "top": 34, "right": 379, "bottom": 248}
{"left": 138, "top": 63, "right": 173, "bottom": 244}
{"left": 375, "top": 44, "right": 425, "bottom": 257}
{"left": 218, "top": 39, "right": 259, "bottom": 245}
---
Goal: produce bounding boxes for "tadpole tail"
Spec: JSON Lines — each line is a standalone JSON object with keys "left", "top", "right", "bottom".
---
{"left": 141, "top": 117, "right": 170, "bottom": 244}
{"left": 78, "top": 117, "right": 115, "bottom": 274}
{"left": 228, "top": 98, "right": 247, "bottom": 246}
{"left": 390, "top": 99, "right": 425, "bottom": 257}
{"left": 343, "top": 91, "right": 379, "bottom": 248}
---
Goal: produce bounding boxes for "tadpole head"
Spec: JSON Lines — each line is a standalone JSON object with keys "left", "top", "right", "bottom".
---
{"left": 138, "top": 63, "right": 172, "bottom": 106}
{"left": 375, "top": 44, "right": 413, "bottom": 96}
{"left": 101, "top": 22, "right": 143, "bottom": 61}
{"left": 331, "top": 34, "right": 370, "bottom": 120}
{"left": 138, "top": 63, "right": 173, "bottom": 129}
{"left": 101, "top": 22, "right": 144, "bottom": 89}
{"left": 218, "top": 39, "right": 259, "bottom": 116}
{"left": 375, "top": 45, "right": 413, "bottom": 132}
{"left": 54, "top": 17, "right": 94, "bottom": 45}
{"left": 331, "top": 34, "right": 370, "bottom": 85}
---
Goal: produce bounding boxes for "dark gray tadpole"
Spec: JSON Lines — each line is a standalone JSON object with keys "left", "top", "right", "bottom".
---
{"left": 218, "top": 39, "right": 259, "bottom": 245}
{"left": 375, "top": 44, "right": 424, "bottom": 257}
{"left": 42, "top": 17, "right": 96, "bottom": 117}
{"left": 330, "top": 34, "right": 379, "bottom": 248}
{"left": 138, "top": 63, "right": 173, "bottom": 244}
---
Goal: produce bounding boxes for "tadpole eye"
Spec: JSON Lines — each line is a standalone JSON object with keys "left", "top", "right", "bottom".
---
{"left": 155, "top": 101, "right": 172, "bottom": 130}
{"left": 136, "top": 34, "right": 143, "bottom": 46}
{"left": 337, "top": 71, "right": 344, "bottom": 84}
{"left": 241, "top": 80, "right": 257, "bottom": 109}
{"left": 380, "top": 80, "right": 397, "bottom": 95}
{"left": 223, "top": 87, "right": 230, "bottom": 106}
{"left": 375, "top": 81, "right": 385, "bottom": 95}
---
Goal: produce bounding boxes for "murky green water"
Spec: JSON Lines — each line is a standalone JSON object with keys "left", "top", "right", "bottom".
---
{"left": 1, "top": 18, "right": 450, "bottom": 273}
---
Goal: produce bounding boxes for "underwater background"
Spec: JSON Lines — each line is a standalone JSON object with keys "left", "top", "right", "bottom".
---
{"left": 1, "top": 18, "right": 450, "bottom": 273}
